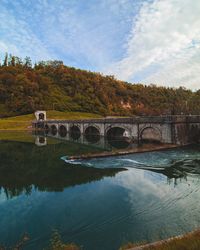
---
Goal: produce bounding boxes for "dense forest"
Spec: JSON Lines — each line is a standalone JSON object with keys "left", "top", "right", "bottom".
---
{"left": 0, "top": 53, "right": 200, "bottom": 118}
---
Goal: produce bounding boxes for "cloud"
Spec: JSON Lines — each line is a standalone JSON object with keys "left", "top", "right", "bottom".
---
{"left": 1, "top": 0, "right": 199, "bottom": 89}
{"left": 108, "top": 0, "right": 200, "bottom": 89}
{"left": 0, "top": 0, "right": 139, "bottom": 70}
{"left": 0, "top": 2, "right": 53, "bottom": 62}
{"left": 35, "top": 0, "right": 140, "bottom": 70}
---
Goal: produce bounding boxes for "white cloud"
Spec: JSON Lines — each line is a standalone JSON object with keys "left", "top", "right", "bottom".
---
{"left": 108, "top": 0, "right": 200, "bottom": 89}
{"left": 0, "top": 0, "right": 138, "bottom": 69}
{"left": 0, "top": 4, "right": 53, "bottom": 62}
{"left": 114, "top": 168, "right": 200, "bottom": 231}
{"left": 1, "top": 0, "right": 199, "bottom": 89}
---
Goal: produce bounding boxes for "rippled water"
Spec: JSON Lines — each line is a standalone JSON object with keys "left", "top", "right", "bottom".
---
{"left": 0, "top": 132, "right": 200, "bottom": 250}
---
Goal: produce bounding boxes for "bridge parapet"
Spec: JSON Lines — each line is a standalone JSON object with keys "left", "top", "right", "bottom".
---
{"left": 42, "top": 116, "right": 175, "bottom": 124}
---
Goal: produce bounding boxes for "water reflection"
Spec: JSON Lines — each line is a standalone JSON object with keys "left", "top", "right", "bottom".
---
{"left": 33, "top": 132, "right": 200, "bottom": 185}
{"left": 107, "top": 138, "right": 131, "bottom": 149}
{"left": 0, "top": 132, "right": 200, "bottom": 250}
{"left": 35, "top": 136, "right": 47, "bottom": 146}
{"left": 84, "top": 133, "right": 100, "bottom": 143}
{"left": 34, "top": 130, "right": 135, "bottom": 151}
{"left": 0, "top": 140, "right": 125, "bottom": 199}
{"left": 71, "top": 146, "right": 200, "bottom": 185}
{"left": 136, "top": 158, "right": 200, "bottom": 179}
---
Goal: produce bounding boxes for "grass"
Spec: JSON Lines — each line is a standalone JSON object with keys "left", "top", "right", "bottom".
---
{"left": 0, "top": 131, "right": 35, "bottom": 142}
{"left": 0, "top": 110, "right": 102, "bottom": 131}
{"left": 120, "top": 230, "right": 200, "bottom": 250}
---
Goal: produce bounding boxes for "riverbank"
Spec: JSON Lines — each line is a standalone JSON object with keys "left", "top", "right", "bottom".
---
{"left": 0, "top": 111, "right": 101, "bottom": 131}
{"left": 67, "top": 143, "right": 180, "bottom": 160}
{"left": 120, "top": 229, "right": 200, "bottom": 250}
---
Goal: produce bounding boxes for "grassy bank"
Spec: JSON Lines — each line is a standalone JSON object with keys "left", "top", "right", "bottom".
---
{"left": 0, "top": 110, "right": 101, "bottom": 130}
{"left": 120, "top": 229, "right": 200, "bottom": 250}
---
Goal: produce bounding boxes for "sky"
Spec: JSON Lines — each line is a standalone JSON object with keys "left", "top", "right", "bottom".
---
{"left": 0, "top": 0, "right": 200, "bottom": 90}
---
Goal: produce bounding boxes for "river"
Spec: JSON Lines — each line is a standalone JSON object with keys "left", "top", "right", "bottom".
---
{"left": 0, "top": 131, "right": 200, "bottom": 250}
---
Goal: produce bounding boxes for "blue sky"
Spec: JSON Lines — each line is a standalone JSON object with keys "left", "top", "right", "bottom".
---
{"left": 0, "top": 0, "right": 200, "bottom": 89}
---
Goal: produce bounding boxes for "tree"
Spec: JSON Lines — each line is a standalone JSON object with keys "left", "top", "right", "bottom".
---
{"left": 10, "top": 55, "right": 16, "bottom": 66}
{"left": 3, "top": 52, "right": 8, "bottom": 66}
{"left": 24, "top": 56, "right": 32, "bottom": 68}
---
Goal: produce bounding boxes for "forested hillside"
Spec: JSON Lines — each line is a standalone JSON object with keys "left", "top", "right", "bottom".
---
{"left": 0, "top": 53, "right": 200, "bottom": 118}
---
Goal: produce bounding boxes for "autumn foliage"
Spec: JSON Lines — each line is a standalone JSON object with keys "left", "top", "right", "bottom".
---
{"left": 0, "top": 53, "right": 200, "bottom": 118}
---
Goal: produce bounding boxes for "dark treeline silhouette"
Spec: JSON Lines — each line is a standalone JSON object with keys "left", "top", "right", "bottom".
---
{"left": 0, "top": 53, "right": 200, "bottom": 117}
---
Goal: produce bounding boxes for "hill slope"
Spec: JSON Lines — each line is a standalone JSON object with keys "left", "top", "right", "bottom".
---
{"left": 0, "top": 56, "right": 200, "bottom": 117}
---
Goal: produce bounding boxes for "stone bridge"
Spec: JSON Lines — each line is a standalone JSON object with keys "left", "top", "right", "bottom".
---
{"left": 33, "top": 112, "right": 200, "bottom": 145}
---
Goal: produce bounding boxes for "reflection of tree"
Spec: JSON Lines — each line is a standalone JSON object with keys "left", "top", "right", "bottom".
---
{"left": 0, "top": 141, "right": 125, "bottom": 199}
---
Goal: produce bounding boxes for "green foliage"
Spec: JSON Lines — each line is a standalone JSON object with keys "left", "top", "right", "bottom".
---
{"left": 0, "top": 53, "right": 200, "bottom": 118}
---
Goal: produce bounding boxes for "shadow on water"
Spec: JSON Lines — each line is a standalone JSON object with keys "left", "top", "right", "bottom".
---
{"left": 136, "top": 158, "right": 200, "bottom": 179}
{"left": 0, "top": 140, "right": 125, "bottom": 199}
{"left": 1, "top": 131, "right": 200, "bottom": 197}
{"left": 33, "top": 131, "right": 200, "bottom": 183}
{"left": 1, "top": 132, "right": 200, "bottom": 250}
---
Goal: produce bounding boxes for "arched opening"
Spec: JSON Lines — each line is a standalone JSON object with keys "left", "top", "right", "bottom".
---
{"left": 106, "top": 127, "right": 130, "bottom": 149}
{"left": 39, "top": 113, "right": 45, "bottom": 120}
{"left": 140, "top": 127, "right": 161, "bottom": 143}
{"left": 51, "top": 125, "right": 57, "bottom": 136}
{"left": 69, "top": 125, "right": 81, "bottom": 140}
{"left": 107, "top": 127, "right": 126, "bottom": 139}
{"left": 84, "top": 126, "right": 100, "bottom": 143}
{"left": 44, "top": 124, "right": 49, "bottom": 134}
{"left": 59, "top": 125, "right": 67, "bottom": 137}
{"left": 39, "top": 137, "right": 45, "bottom": 143}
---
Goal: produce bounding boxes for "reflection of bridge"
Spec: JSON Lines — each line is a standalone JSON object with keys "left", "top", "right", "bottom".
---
{"left": 34, "top": 131, "right": 134, "bottom": 150}
{"left": 33, "top": 113, "right": 200, "bottom": 145}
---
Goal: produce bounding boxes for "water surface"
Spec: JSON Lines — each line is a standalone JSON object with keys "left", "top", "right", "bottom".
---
{"left": 0, "top": 132, "right": 200, "bottom": 250}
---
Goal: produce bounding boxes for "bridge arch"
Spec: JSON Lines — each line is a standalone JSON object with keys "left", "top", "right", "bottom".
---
{"left": 39, "top": 113, "right": 45, "bottom": 120}
{"left": 84, "top": 125, "right": 100, "bottom": 143}
{"left": 106, "top": 126, "right": 131, "bottom": 149}
{"left": 69, "top": 125, "right": 81, "bottom": 140}
{"left": 51, "top": 125, "right": 58, "bottom": 136}
{"left": 140, "top": 126, "right": 162, "bottom": 143}
{"left": 59, "top": 125, "right": 67, "bottom": 137}
{"left": 106, "top": 126, "right": 131, "bottom": 139}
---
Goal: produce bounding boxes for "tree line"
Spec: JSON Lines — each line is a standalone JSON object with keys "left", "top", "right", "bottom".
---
{"left": 0, "top": 53, "right": 200, "bottom": 117}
